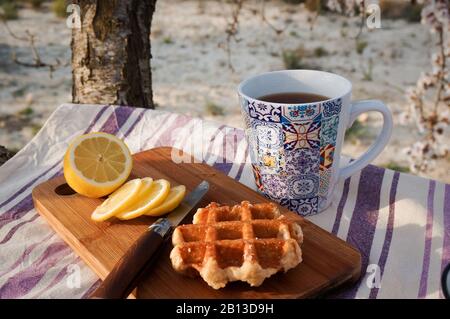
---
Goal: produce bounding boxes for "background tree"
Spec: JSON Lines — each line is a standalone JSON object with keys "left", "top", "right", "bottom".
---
{"left": 71, "top": 0, "right": 157, "bottom": 108}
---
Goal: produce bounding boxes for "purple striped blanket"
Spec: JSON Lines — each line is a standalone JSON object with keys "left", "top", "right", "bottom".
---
{"left": 0, "top": 104, "right": 448, "bottom": 298}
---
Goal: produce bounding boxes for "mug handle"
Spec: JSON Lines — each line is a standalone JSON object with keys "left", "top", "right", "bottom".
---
{"left": 339, "top": 100, "right": 393, "bottom": 180}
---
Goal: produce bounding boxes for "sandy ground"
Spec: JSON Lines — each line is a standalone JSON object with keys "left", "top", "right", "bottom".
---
{"left": 0, "top": 0, "right": 448, "bottom": 183}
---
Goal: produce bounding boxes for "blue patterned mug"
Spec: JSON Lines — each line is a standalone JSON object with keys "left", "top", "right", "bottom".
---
{"left": 238, "top": 70, "right": 393, "bottom": 216}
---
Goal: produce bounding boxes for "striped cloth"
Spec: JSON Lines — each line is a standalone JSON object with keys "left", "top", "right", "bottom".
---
{"left": 0, "top": 104, "right": 448, "bottom": 299}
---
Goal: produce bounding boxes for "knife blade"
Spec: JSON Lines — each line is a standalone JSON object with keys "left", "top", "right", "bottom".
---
{"left": 166, "top": 180, "right": 209, "bottom": 226}
{"left": 91, "top": 180, "right": 210, "bottom": 299}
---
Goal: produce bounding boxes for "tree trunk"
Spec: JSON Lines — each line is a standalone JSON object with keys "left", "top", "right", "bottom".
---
{"left": 71, "top": 0, "right": 157, "bottom": 108}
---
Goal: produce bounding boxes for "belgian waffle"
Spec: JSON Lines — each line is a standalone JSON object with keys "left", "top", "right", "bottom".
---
{"left": 170, "top": 201, "right": 303, "bottom": 289}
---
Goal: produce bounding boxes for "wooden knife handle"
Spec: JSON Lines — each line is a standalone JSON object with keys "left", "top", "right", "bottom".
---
{"left": 90, "top": 218, "right": 171, "bottom": 299}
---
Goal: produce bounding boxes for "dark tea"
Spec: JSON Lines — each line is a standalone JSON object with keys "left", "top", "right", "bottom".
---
{"left": 258, "top": 92, "right": 329, "bottom": 104}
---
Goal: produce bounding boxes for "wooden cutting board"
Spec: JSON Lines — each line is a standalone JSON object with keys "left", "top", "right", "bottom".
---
{"left": 32, "top": 147, "right": 361, "bottom": 298}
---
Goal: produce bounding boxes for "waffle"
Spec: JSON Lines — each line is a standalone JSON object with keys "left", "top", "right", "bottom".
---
{"left": 170, "top": 201, "right": 303, "bottom": 289}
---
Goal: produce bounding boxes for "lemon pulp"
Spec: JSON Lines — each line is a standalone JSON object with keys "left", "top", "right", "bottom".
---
{"left": 63, "top": 132, "right": 132, "bottom": 198}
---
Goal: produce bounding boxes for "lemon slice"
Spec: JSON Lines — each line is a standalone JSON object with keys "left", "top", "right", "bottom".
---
{"left": 63, "top": 132, "right": 132, "bottom": 198}
{"left": 145, "top": 185, "right": 186, "bottom": 217}
{"left": 91, "top": 178, "right": 143, "bottom": 222}
{"left": 116, "top": 179, "right": 171, "bottom": 220}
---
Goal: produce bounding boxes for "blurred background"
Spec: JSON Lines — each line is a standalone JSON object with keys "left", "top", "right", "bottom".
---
{"left": 0, "top": 0, "right": 449, "bottom": 182}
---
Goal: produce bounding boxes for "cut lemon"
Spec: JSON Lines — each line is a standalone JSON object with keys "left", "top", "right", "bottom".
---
{"left": 63, "top": 132, "right": 133, "bottom": 198}
{"left": 145, "top": 185, "right": 186, "bottom": 217}
{"left": 116, "top": 179, "right": 171, "bottom": 220}
{"left": 91, "top": 178, "right": 143, "bottom": 222}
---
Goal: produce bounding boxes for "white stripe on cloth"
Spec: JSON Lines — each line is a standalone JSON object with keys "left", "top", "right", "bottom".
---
{"left": 307, "top": 178, "right": 343, "bottom": 232}
{"left": 376, "top": 173, "right": 430, "bottom": 298}
{"left": 337, "top": 171, "right": 362, "bottom": 240}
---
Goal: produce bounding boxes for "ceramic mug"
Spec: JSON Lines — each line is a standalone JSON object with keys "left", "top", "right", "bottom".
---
{"left": 238, "top": 70, "right": 393, "bottom": 216}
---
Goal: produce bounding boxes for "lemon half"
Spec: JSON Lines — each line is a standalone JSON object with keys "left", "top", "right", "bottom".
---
{"left": 63, "top": 132, "right": 132, "bottom": 198}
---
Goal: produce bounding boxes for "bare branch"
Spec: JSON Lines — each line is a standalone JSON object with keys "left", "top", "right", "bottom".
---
{"left": 221, "top": 0, "right": 290, "bottom": 71}
{"left": 2, "top": 19, "right": 28, "bottom": 41}
{"left": 222, "top": 0, "right": 244, "bottom": 71}
{"left": 259, "top": 0, "right": 286, "bottom": 35}
{"left": 433, "top": 28, "right": 447, "bottom": 113}
{"left": 353, "top": 3, "right": 366, "bottom": 39}
{"left": 1, "top": 19, "right": 67, "bottom": 78}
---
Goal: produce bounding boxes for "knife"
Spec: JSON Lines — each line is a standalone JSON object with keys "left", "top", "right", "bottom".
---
{"left": 90, "top": 180, "right": 210, "bottom": 299}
